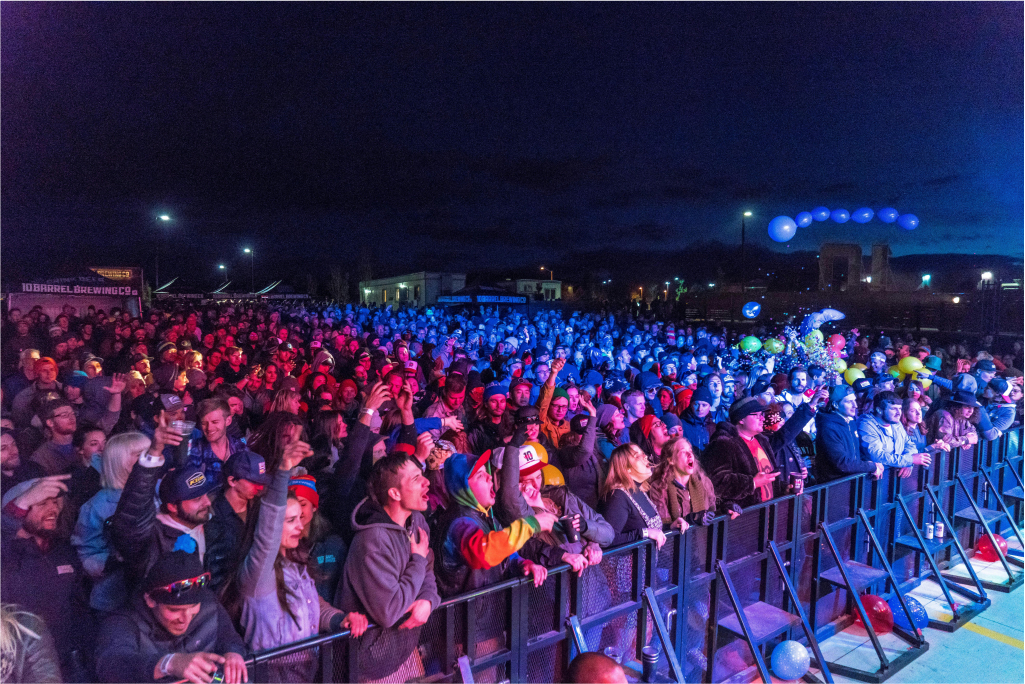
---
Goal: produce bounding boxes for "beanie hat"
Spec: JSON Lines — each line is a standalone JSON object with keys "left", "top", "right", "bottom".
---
{"left": 339, "top": 379, "right": 358, "bottom": 393}
{"left": 66, "top": 371, "right": 89, "bottom": 389}
{"left": 830, "top": 385, "right": 854, "bottom": 405}
{"left": 482, "top": 384, "right": 507, "bottom": 402}
{"left": 662, "top": 413, "right": 682, "bottom": 433}
{"left": 763, "top": 403, "right": 784, "bottom": 430}
{"left": 288, "top": 474, "right": 320, "bottom": 508}
{"left": 729, "top": 396, "right": 766, "bottom": 424}
{"left": 143, "top": 551, "right": 211, "bottom": 605}
{"left": 691, "top": 387, "right": 714, "bottom": 407}
{"left": 637, "top": 414, "right": 656, "bottom": 439}
{"left": 596, "top": 404, "right": 619, "bottom": 429}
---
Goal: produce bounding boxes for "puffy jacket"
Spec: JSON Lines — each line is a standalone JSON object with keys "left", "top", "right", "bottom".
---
{"left": 814, "top": 411, "right": 877, "bottom": 483}
{"left": 71, "top": 486, "right": 128, "bottom": 611}
{"left": 680, "top": 408, "right": 711, "bottom": 454}
{"left": 204, "top": 492, "right": 245, "bottom": 592}
{"left": 109, "top": 455, "right": 204, "bottom": 591}
{"left": 95, "top": 595, "right": 245, "bottom": 683}
{"left": 858, "top": 414, "right": 916, "bottom": 468}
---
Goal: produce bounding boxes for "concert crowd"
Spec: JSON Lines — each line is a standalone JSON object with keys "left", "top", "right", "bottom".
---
{"left": 1, "top": 299, "right": 1022, "bottom": 683}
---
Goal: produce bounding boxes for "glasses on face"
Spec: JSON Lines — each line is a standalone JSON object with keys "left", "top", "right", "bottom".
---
{"left": 52, "top": 410, "right": 76, "bottom": 420}
{"left": 150, "top": 572, "right": 211, "bottom": 598}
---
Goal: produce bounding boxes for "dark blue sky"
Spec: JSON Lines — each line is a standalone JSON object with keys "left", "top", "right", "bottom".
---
{"left": 2, "top": 2, "right": 1022, "bottom": 283}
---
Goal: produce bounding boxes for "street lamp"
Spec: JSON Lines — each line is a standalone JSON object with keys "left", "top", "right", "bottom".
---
{"left": 540, "top": 266, "right": 553, "bottom": 281}
{"left": 243, "top": 248, "right": 254, "bottom": 293}
{"left": 154, "top": 214, "right": 172, "bottom": 288}
{"left": 921, "top": 274, "right": 931, "bottom": 287}
{"left": 741, "top": 211, "right": 753, "bottom": 271}
{"left": 218, "top": 264, "right": 228, "bottom": 286}
{"left": 981, "top": 271, "right": 993, "bottom": 281}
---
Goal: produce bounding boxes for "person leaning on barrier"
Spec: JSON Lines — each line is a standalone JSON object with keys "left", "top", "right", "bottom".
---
{"left": 704, "top": 397, "right": 795, "bottom": 509}
{"left": 814, "top": 386, "right": 884, "bottom": 483}
{"left": 858, "top": 391, "right": 933, "bottom": 479}
{"left": 434, "top": 448, "right": 557, "bottom": 596}
{"left": 335, "top": 452, "right": 440, "bottom": 682}
{"left": 648, "top": 437, "right": 741, "bottom": 533}
{"left": 95, "top": 551, "right": 247, "bottom": 684}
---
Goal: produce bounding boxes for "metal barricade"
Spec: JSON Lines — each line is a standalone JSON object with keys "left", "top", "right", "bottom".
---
{"left": 243, "top": 425, "right": 1022, "bottom": 683}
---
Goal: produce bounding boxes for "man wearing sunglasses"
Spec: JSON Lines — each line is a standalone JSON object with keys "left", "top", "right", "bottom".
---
{"left": 96, "top": 550, "right": 247, "bottom": 683}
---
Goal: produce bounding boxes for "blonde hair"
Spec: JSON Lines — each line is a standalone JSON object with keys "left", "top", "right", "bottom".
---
{"left": 102, "top": 431, "right": 150, "bottom": 490}
{"left": 602, "top": 443, "right": 649, "bottom": 499}
{"left": 1, "top": 604, "right": 42, "bottom": 670}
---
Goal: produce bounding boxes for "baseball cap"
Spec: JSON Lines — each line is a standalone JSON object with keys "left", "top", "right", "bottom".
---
{"left": 224, "top": 450, "right": 271, "bottom": 486}
{"left": 570, "top": 414, "right": 590, "bottom": 434}
{"left": 975, "top": 359, "right": 997, "bottom": 373}
{"left": 404, "top": 360, "right": 419, "bottom": 375}
{"left": 160, "top": 394, "right": 184, "bottom": 412}
{"left": 131, "top": 352, "right": 152, "bottom": 364}
{"left": 158, "top": 467, "right": 219, "bottom": 506}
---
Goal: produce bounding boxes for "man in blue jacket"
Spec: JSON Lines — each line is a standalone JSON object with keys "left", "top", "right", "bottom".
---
{"left": 814, "top": 386, "right": 884, "bottom": 483}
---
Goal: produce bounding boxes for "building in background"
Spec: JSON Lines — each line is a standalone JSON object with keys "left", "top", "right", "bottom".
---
{"left": 497, "top": 278, "right": 563, "bottom": 300}
{"left": 359, "top": 272, "right": 466, "bottom": 308}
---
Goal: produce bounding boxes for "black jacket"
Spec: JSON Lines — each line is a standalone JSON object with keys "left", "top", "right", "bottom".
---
{"left": 814, "top": 410, "right": 877, "bottom": 483}
{"left": 110, "top": 458, "right": 203, "bottom": 590}
{"left": 1, "top": 517, "right": 95, "bottom": 682}
{"left": 704, "top": 421, "right": 784, "bottom": 508}
{"left": 553, "top": 415, "right": 603, "bottom": 511}
{"left": 95, "top": 595, "right": 245, "bottom": 683}
{"left": 204, "top": 493, "right": 245, "bottom": 592}
{"left": 765, "top": 403, "right": 814, "bottom": 483}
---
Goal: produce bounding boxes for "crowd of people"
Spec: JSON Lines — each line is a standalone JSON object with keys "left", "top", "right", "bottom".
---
{"left": 1, "top": 298, "right": 1022, "bottom": 683}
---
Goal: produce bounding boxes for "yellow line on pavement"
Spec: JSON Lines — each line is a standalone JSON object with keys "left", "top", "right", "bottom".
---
{"left": 935, "top": 612, "right": 1024, "bottom": 650}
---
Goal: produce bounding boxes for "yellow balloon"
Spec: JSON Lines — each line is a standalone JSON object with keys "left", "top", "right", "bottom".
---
{"left": 920, "top": 377, "right": 932, "bottom": 390}
{"left": 844, "top": 368, "right": 865, "bottom": 385}
{"left": 541, "top": 464, "right": 564, "bottom": 487}
{"left": 898, "top": 356, "right": 923, "bottom": 375}
{"left": 833, "top": 358, "right": 848, "bottom": 373}
{"left": 886, "top": 365, "right": 901, "bottom": 379}
{"left": 852, "top": 363, "right": 867, "bottom": 371}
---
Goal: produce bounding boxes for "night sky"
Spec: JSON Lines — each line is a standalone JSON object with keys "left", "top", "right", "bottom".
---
{"left": 2, "top": 2, "right": 1022, "bottom": 287}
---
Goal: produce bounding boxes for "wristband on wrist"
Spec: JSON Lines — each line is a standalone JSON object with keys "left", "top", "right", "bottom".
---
{"left": 362, "top": 408, "right": 376, "bottom": 416}
{"left": 159, "top": 653, "right": 174, "bottom": 676}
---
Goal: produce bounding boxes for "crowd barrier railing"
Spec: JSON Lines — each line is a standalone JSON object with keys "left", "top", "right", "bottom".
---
{"left": 242, "top": 425, "right": 1023, "bottom": 683}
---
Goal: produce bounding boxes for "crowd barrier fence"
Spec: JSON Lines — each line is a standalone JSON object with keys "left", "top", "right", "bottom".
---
{"left": 244, "top": 426, "right": 1023, "bottom": 683}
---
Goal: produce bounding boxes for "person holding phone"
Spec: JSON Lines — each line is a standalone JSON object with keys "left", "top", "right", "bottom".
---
{"left": 704, "top": 397, "right": 787, "bottom": 508}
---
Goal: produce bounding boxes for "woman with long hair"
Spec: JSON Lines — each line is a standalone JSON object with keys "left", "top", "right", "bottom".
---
{"left": 288, "top": 474, "right": 348, "bottom": 604}
{"left": 595, "top": 404, "right": 625, "bottom": 462}
{"left": 248, "top": 412, "right": 307, "bottom": 473}
{"left": 599, "top": 443, "right": 666, "bottom": 548}
{"left": 648, "top": 438, "right": 719, "bottom": 531}
{"left": 901, "top": 398, "right": 947, "bottom": 454}
{"left": 226, "top": 443, "right": 367, "bottom": 682}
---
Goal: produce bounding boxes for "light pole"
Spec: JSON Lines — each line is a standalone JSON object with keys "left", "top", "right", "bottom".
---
{"left": 155, "top": 214, "right": 171, "bottom": 288}
{"left": 540, "top": 266, "right": 554, "bottom": 281}
{"left": 218, "top": 264, "right": 228, "bottom": 287}
{"left": 243, "top": 248, "right": 254, "bottom": 293}
{"left": 741, "top": 211, "right": 752, "bottom": 272}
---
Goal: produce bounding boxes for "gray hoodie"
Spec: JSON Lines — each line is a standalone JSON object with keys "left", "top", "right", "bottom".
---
{"left": 335, "top": 497, "right": 440, "bottom": 681}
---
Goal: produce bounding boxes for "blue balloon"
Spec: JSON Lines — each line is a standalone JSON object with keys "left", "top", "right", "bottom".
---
{"left": 851, "top": 207, "right": 874, "bottom": 223}
{"left": 897, "top": 214, "right": 919, "bottom": 230}
{"left": 888, "top": 595, "right": 929, "bottom": 631}
{"left": 742, "top": 302, "right": 761, "bottom": 319}
{"left": 767, "top": 216, "right": 798, "bottom": 243}
{"left": 771, "top": 640, "right": 810, "bottom": 681}
{"left": 830, "top": 208, "right": 850, "bottom": 223}
{"left": 811, "top": 206, "right": 830, "bottom": 221}
{"left": 877, "top": 207, "right": 899, "bottom": 223}
{"left": 795, "top": 211, "right": 814, "bottom": 228}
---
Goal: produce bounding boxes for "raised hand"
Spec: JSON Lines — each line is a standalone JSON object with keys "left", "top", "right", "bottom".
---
{"left": 280, "top": 440, "right": 313, "bottom": 471}
{"left": 13, "top": 474, "right": 71, "bottom": 510}
{"left": 104, "top": 373, "right": 128, "bottom": 394}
